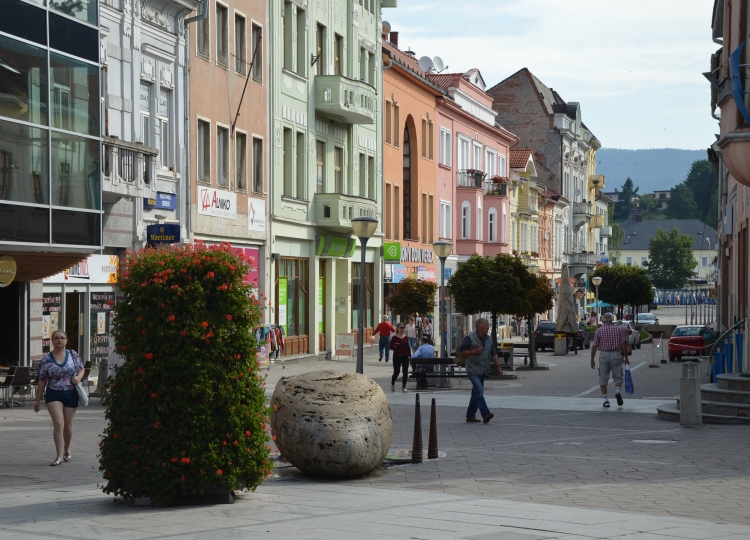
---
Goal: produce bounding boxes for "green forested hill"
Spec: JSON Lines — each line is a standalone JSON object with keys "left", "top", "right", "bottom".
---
{"left": 596, "top": 148, "right": 706, "bottom": 193}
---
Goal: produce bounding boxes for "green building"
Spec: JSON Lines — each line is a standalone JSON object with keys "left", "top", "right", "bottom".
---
{"left": 269, "top": 0, "right": 396, "bottom": 355}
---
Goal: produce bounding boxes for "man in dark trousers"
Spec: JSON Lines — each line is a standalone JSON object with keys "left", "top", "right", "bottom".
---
{"left": 373, "top": 315, "right": 396, "bottom": 363}
{"left": 456, "top": 318, "right": 503, "bottom": 424}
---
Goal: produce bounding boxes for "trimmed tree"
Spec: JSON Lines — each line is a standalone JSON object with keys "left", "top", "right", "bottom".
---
{"left": 385, "top": 277, "right": 438, "bottom": 319}
{"left": 591, "top": 264, "right": 654, "bottom": 319}
{"left": 99, "top": 243, "right": 271, "bottom": 505}
{"left": 646, "top": 227, "right": 697, "bottom": 289}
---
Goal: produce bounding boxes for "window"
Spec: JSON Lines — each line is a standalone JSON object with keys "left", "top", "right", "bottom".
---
{"left": 477, "top": 203, "right": 482, "bottom": 241}
{"left": 296, "top": 7, "right": 306, "bottom": 77}
{"left": 252, "top": 137, "right": 263, "bottom": 193}
{"left": 458, "top": 136, "right": 470, "bottom": 170}
{"left": 440, "top": 129, "right": 452, "bottom": 167}
{"left": 461, "top": 202, "right": 470, "bottom": 239}
{"left": 197, "top": 12, "right": 210, "bottom": 58}
{"left": 385, "top": 184, "right": 392, "bottom": 238}
{"left": 368, "top": 156, "right": 375, "bottom": 199}
{"left": 485, "top": 149, "right": 496, "bottom": 178}
{"left": 0, "top": 119, "right": 48, "bottom": 205}
{"left": 488, "top": 209, "right": 497, "bottom": 243}
{"left": 0, "top": 36, "right": 47, "bottom": 125}
{"left": 283, "top": 128, "right": 293, "bottom": 196}
{"left": 139, "top": 83, "right": 150, "bottom": 146}
{"left": 421, "top": 193, "right": 427, "bottom": 241}
{"left": 334, "top": 34, "right": 343, "bottom": 75}
{"left": 157, "top": 89, "right": 170, "bottom": 168}
{"left": 368, "top": 52, "right": 375, "bottom": 86}
{"left": 403, "top": 127, "right": 412, "bottom": 239}
{"left": 440, "top": 201, "right": 452, "bottom": 239}
{"left": 521, "top": 223, "right": 528, "bottom": 252}
{"left": 216, "top": 3, "right": 228, "bottom": 66}
{"left": 283, "top": 2, "right": 293, "bottom": 70}
{"left": 498, "top": 154, "right": 506, "bottom": 177}
{"left": 702, "top": 256, "right": 708, "bottom": 267}
{"left": 276, "top": 258, "right": 309, "bottom": 337}
{"left": 472, "top": 141, "right": 482, "bottom": 171}
{"left": 393, "top": 105, "right": 400, "bottom": 146}
{"left": 428, "top": 194, "right": 434, "bottom": 243}
{"left": 502, "top": 207, "right": 507, "bottom": 243}
{"left": 50, "top": 52, "right": 99, "bottom": 136}
{"left": 359, "top": 47, "right": 366, "bottom": 81}
{"left": 626, "top": 256, "right": 632, "bottom": 266}
{"left": 511, "top": 220, "right": 516, "bottom": 250}
{"left": 334, "top": 147, "right": 343, "bottom": 193}
{"left": 50, "top": 132, "right": 99, "bottom": 210}
{"left": 316, "top": 140, "right": 325, "bottom": 193}
{"left": 351, "top": 262, "right": 375, "bottom": 330}
{"left": 531, "top": 224, "right": 538, "bottom": 252}
{"left": 235, "top": 14, "right": 246, "bottom": 75}
{"left": 394, "top": 186, "right": 400, "bottom": 238}
{"left": 421, "top": 119, "right": 427, "bottom": 158}
{"left": 217, "top": 126, "right": 229, "bottom": 187}
{"left": 385, "top": 101, "right": 392, "bottom": 144}
{"left": 197, "top": 119, "right": 210, "bottom": 183}
{"left": 428, "top": 121, "right": 434, "bottom": 160}
{"left": 296, "top": 131, "right": 305, "bottom": 198}
{"left": 236, "top": 132, "right": 247, "bottom": 190}
{"left": 315, "top": 24, "right": 324, "bottom": 76}
{"left": 251, "top": 23, "right": 263, "bottom": 82}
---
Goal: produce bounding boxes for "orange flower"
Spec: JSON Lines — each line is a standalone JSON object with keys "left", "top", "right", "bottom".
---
{"left": 167, "top": 315, "right": 176, "bottom": 321}
{"left": 226, "top": 314, "right": 233, "bottom": 321}
{"left": 216, "top": 469, "right": 223, "bottom": 475}
{"left": 201, "top": 321, "right": 209, "bottom": 328}
{"left": 181, "top": 457, "right": 190, "bottom": 464}
{"left": 207, "top": 271, "right": 215, "bottom": 278}
{"left": 272, "top": 435, "right": 277, "bottom": 441}
{"left": 245, "top": 431, "right": 251, "bottom": 437}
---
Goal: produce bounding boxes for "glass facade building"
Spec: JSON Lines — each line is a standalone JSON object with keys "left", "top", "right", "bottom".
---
{"left": 0, "top": 0, "right": 101, "bottom": 248}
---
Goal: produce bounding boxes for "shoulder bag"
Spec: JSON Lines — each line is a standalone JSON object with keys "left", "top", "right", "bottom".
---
{"left": 69, "top": 351, "right": 89, "bottom": 407}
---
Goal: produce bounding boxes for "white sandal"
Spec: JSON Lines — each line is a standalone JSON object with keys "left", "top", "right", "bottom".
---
{"left": 50, "top": 458, "right": 63, "bottom": 466}
{"left": 63, "top": 451, "right": 71, "bottom": 462}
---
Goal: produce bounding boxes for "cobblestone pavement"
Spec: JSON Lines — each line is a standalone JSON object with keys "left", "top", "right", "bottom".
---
{"left": 2, "top": 347, "right": 749, "bottom": 538}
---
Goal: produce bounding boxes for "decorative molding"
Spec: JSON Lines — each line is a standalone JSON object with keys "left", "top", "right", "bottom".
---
{"left": 334, "top": 2, "right": 344, "bottom": 24}
{"left": 142, "top": 43, "right": 176, "bottom": 63}
{"left": 274, "top": 125, "right": 283, "bottom": 148}
{"left": 334, "top": 127, "right": 346, "bottom": 141}
{"left": 141, "top": 57, "right": 155, "bottom": 82}
{"left": 308, "top": 134, "right": 316, "bottom": 158}
{"left": 288, "top": 0, "right": 307, "bottom": 9}
{"left": 282, "top": 106, "right": 307, "bottom": 127}
{"left": 160, "top": 65, "right": 174, "bottom": 88}
{"left": 317, "top": 0, "right": 327, "bottom": 14}
{"left": 359, "top": 36, "right": 376, "bottom": 54}
{"left": 142, "top": 5, "right": 170, "bottom": 30}
{"left": 315, "top": 120, "right": 330, "bottom": 135}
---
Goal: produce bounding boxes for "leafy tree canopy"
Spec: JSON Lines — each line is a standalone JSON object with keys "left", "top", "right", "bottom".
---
{"left": 646, "top": 227, "right": 697, "bottom": 288}
{"left": 385, "top": 277, "right": 438, "bottom": 317}
{"left": 618, "top": 177, "right": 639, "bottom": 219}
{"left": 591, "top": 264, "right": 654, "bottom": 311}
{"left": 665, "top": 183, "right": 699, "bottom": 220}
{"left": 683, "top": 160, "right": 718, "bottom": 228}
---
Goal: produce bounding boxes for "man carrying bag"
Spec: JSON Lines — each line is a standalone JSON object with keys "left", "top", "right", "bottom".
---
{"left": 590, "top": 312, "right": 629, "bottom": 408}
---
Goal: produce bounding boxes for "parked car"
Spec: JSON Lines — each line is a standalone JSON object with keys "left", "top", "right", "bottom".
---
{"left": 616, "top": 320, "right": 641, "bottom": 349}
{"left": 533, "top": 321, "right": 590, "bottom": 351}
{"left": 668, "top": 325, "right": 718, "bottom": 361}
{"left": 577, "top": 322, "right": 591, "bottom": 349}
{"left": 635, "top": 313, "right": 659, "bottom": 326}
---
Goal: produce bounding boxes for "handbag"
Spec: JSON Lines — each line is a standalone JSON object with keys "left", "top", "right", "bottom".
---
{"left": 624, "top": 366, "right": 635, "bottom": 395}
{"left": 68, "top": 351, "right": 89, "bottom": 407}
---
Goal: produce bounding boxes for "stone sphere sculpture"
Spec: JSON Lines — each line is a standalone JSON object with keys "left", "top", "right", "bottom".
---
{"left": 269, "top": 370, "right": 393, "bottom": 478}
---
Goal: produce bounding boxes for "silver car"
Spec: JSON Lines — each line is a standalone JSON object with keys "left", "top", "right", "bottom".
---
{"left": 615, "top": 320, "right": 642, "bottom": 349}
{"left": 635, "top": 313, "right": 659, "bottom": 326}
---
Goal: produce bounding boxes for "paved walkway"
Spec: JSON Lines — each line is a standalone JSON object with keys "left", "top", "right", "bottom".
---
{"left": 2, "top": 346, "right": 749, "bottom": 539}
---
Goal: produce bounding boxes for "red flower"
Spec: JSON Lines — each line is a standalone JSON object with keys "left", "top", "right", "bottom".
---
{"left": 144, "top": 353, "right": 154, "bottom": 360}
{"left": 272, "top": 435, "right": 277, "bottom": 441}
{"left": 245, "top": 431, "right": 251, "bottom": 437}
{"left": 133, "top": 461, "right": 138, "bottom": 466}
{"left": 134, "top": 445, "right": 139, "bottom": 450}
{"left": 273, "top": 404, "right": 278, "bottom": 411}
{"left": 222, "top": 441, "right": 227, "bottom": 446}
{"left": 154, "top": 422, "right": 160, "bottom": 429}
{"left": 180, "top": 330, "right": 188, "bottom": 336}
{"left": 201, "top": 321, "right": 209, "bottom": 328}
{"left": 181, "top": 457, "right": 190, "bottom": 464}
{"left": 207, "top": 271, "right": 215, "bottom": 278}
{"left": 226, "top": 314, "right": 233, "bottom": 321}
{"left": 171, "top": 457, "right": 178, "bottom": 463}
{"left": 141, "top": 282, "right": 148, "bottom": 287}
{"left": 167, "top": 315, "right": 176, "bottom": 321}
{"left": 108, "top": 300, "right": 114, "bottom": 306}
{"left": 151, "top": 393, "right": 157, "bottom": 398}
{"left": 113, "top": 434, "right": 118, "bottom": 439}
{"left": 233, "top": 440, "right": 238, "bottom": 445}
{"left": 216, "top": 469, "right": 223, "bottom": 476}
{"left": 219, "top": 285, "right": 228, "bottom": 291}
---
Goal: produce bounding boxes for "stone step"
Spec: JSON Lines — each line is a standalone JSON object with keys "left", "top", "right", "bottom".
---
{"left": 657, "top": 402, "right": 750, "bottom": 425}
{"left": 677, "top": 398, "right": 750, "bottom": 418}
{"left": 716, "top": 373, "right": 750, "bottom": 392}
{"left": 701, "top": 383, "right": 750, "bottom": 405}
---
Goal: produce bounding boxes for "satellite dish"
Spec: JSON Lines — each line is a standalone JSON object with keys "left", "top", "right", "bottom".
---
{"left": 418, "top": 56, "right": 434, "bottom": 73}
{"left": 382, "top": 21, "right": 391, "bottom": 34}
{"left": 432, "top": 56, "right": 444, "bottom": 72}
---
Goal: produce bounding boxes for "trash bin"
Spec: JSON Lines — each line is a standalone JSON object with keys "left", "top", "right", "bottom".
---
{"left": 500, "top": 342, "right": 514, "bottom": 370}
{"left": 554, "top": 333, "right": 567, "bottom": 356}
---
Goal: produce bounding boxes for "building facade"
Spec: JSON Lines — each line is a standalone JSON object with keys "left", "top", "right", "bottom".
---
{"left": 1, "top": 0, "right": 105, "bottom": 366}
{"left": 268, "top": 0, "right": 395, "bottom": 355}
{"left": 187, "top": 0, "right": 269, "bottom": 317}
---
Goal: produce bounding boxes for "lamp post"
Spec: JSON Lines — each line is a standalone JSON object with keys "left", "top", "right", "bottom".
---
{"left": 433, "top": 241, "right": 453, "bottom": 388}
{"left": 528, "top": 264, "right": 539, "bottom": 367}
{"left": 591, "top": 276, "right": 602, "bottom": 325}
{"left": 351, "top": 216, "right": 378, "bottom": 375}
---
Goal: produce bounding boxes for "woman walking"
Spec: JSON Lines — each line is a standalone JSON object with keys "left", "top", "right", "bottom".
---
{"left": 421, "top": 317, "right": 433, "bottom": 344}
{"left": 34, "top": 330, "right": 85, "bottom": 466}
{"left": 389, "top": 323, "right": 411, "bottom": 393}
{"left": 520, "top": 318, "right": 527, "bottom": 342}
{"left": 405, "top": 317, "right": 418, "bottom": 352}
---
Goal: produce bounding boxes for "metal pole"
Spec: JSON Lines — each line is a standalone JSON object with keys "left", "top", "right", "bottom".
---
{"left": 595, "top": 284, "right": 600, "bottom": 324}
{"left": 356, "top": 237, "right": 369, "bottom": 374}
{"left": 438, "top": 256, "right": 449, "bottom": 388}
{"left": 685, "top": 289, "right": 688, "bottom": 325}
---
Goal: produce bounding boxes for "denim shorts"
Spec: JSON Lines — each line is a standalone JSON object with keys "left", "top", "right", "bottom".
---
{"left": 45, "top": 388, "right": 79, "bottom": 408}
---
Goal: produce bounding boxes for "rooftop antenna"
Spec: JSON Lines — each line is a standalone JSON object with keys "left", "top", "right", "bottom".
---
{"left": 418, "top": 56, "right": 433, "bottom": 73}
{"left": 382, "top": 20, "right": 391, "bottom": 35}
{"left": 432, "top": 56, "right": 446, "bottom": 73}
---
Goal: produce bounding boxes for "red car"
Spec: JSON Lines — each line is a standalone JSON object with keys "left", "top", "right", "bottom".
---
{"left": 668, "top": 325, "right": 717, "bottom": 361}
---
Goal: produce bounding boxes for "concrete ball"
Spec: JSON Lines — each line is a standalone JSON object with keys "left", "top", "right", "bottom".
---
{"left": 269, "top": 370, "right": 393, "bottom": 478}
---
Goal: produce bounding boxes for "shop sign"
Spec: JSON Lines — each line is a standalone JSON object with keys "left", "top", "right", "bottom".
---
{"left": 393, "top": 265, "right": 407, "bottom": 283}
{"left": 400, "top": 247, "right": 434, "bottom": 264}
{"left": 574, "top": 288, "right": 586, "bottom": 300}
{"left": 315, "top": 235, "right": 355, "bottom": 258}
{"left": 198, "top": 187, "right": 236, "bottom": 219}
{"left": 444, "top": 267, "right": 453, "bottom": 281}
{"left": 0, "top": 255, "right": 17, "bottom": 287}
{"left": 418, "top": 267, "right": 437, "bottom": 282}
{"left": 335, "top": 333, "right": 354, "bottom": 357}
{"left": 42, "top": 293, "right": 62, "bottom": 353}
{"left": 278, "top": 278, "right": 288, "bottom": 334}
{"left": 384, "top": 242, "right": 401, "bottom": 262}
{"left": 230, "top": 247, "right": 260, "bottom": 286}
{"left": 318, "top": 278, "right": 324, "bottom": 333}
{"left": 144, "top": 192, "right": 177, "bottom": 210}
{"left": 248, "top": 198, "right": 266, "bottom": 232}
{"left": 90, "top": 292, "right": 115, "bottom": 364}
{"left": 147, "top": 224, "right": 180, "bottom": 245}
{"left": 45, "top": 255, "right": 120, "bottom": 284}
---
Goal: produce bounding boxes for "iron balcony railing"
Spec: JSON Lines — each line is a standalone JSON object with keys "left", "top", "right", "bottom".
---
{"left": 457, "top": 169, "right": 485, "bottom": 189}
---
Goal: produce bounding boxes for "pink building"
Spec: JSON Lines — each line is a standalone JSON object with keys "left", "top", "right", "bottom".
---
{"left": 431, "top": 70, "right": 516, "bottom": 264}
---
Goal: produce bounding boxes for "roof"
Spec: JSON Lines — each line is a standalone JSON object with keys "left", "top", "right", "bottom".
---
{"left": 382, "top": 41, "right": 446, "bottom": 95}
{"left": 602, "top": 191, "right": 620, "bottom": 203}
{"left": 618, "top": 219, "right": 718, "bottom": 251}
{"left": 510, "top": 149, "right": 533, "bottom": 169}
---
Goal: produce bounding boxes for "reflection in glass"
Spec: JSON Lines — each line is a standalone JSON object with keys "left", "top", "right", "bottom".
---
{"left": 50, "top": 52, "right": 99, "bottom": 136}
{"left": 0, "top": 35, "right": 48, "bottom": 125}
{"left": 0, "top": 119, "right": 48, "bottom": 204}
{"left": 51, "top": 131, "right": 99, "bottom": 210}
{"left": 52, "top": 208, "right": 100, "bottom": 246}
{"left": 0, "top": 203, "right": 49, "bottom": 243}
{"left": 49, "top": 0, "right": 97, "bottom": 25}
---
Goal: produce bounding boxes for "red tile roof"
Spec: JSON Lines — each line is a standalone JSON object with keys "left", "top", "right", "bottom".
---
{"left": 510, "top": 149, "right": 533, "bottom": 169}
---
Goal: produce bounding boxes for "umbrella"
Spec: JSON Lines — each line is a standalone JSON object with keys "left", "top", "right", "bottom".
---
{"left": 585, "top": 301, "right": 614, "bottom": 308}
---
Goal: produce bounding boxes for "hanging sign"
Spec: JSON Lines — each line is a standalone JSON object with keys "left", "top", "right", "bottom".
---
{"left": 384, "top": 242, "right": 401, "bottom": 263}
{"left": 144, "top": 192, "right": 177, "bottom": 210}
{"left": 146, "top": 224, "right": 180, "bottom": 245}
{"left": 315, "top": 235, "right": 355, "bottom": 258}
{"left": 0, "top": 255, "right": 17, "bottom": 287}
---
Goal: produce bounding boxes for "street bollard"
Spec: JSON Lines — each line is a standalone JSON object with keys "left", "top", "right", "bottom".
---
{"left": 427, "top": 398, "right": 438, "bottom": 460}
{"left": 680, "top": 362, "right": 702, "bottom": 427}
{"left": 411, "top": 393, "right": 423, "bottom": 464}
{"left": 553, "top": 333, "right": 567, "bottom": 356}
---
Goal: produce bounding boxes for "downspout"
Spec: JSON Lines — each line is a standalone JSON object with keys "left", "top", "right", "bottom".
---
{"left": 182, "top": 1, "right": 208, "bottom": 244}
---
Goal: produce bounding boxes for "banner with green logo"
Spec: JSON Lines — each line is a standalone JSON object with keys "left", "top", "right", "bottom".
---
{"left": 278, "top": 278, "right": 288, "bottom": 334}
{"left": 384, "top": 242, "right": 401, "bottom": 263}
{"left": 318, "top": 277, "right": 324, "bottom": 334}
{"left": 315, "top": 235, "right": 356, "bottom": 258}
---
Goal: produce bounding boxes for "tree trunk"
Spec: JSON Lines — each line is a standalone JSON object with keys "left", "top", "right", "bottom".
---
{"left": 491, "top": 313, "right": 498, "bottom": 349}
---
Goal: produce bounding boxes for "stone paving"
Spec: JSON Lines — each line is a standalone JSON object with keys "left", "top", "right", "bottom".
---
{"left": 2, "top": 345, "right": 749, "bottom": 539}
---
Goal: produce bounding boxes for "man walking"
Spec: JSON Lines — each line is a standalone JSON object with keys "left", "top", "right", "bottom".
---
{"left": 373, "top": 316, "right": 396, "bottom": 363}
{"left": 590, "top": 312, "right": 629, "bottom": 408}
{"left": 457, "top": 318, "right": 503, "bottom": 423}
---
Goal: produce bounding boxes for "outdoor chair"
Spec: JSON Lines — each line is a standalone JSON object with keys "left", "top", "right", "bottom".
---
{"left": 11, "top": 367, "right": 32, "bottom": 408}
{"left": 81, "top": 361, "right": 92, "bottom": 396}
{"left": 0, "top": 367, "right": 16, "bottom": 410}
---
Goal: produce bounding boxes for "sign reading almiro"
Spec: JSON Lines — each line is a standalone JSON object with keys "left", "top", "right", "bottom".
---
{"left": 198, "top": 187, "right": 237, "bottom": 219}
{"left": 400, "top": 247, "right": 434, "bottom": 264}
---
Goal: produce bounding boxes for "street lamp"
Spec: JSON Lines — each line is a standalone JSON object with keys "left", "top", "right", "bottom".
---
{"left": 528, "top": 264, "right": 539, "bottom": 367}
{"left": 591, "top": 276, "right": 602, "bottom": 325}
{"left": 351, "top": 216, "right": 378, "bottom": 375}
{"left": 433, "top": 241, "right": 453, "bottom": 388}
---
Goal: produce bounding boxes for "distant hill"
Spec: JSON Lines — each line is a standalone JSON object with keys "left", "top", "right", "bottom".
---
{"left": 596, "top": 148, "right": 706, "bottom": 194}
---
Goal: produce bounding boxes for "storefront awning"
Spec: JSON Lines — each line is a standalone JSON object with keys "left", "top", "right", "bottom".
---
{"left": 1, "top": 251, "right": 92, "bottom": 282}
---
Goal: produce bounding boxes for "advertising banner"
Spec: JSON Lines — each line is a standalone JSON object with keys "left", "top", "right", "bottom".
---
{"left": 384, "top": 242, "right": 401, "bottom": 263}
{"left": 248, "top": 198, "right": 266, "bottom": 232}
{"left": 278, "top": 278, "right": 288, "bottom": 334}
{"left": 198, "top": 187, "right": 237, "bottom": 219}
{"left": 144, "top": 192, "right": 177, "bottom": 210}
{"left": 42, "top": 293, "right": 62, "bottom": 353}
{"left": 90, "top": 292, "right": 115, "bottom": 364}
{"left": 335, "top": 333, "right": 354, "bottom": 357}
{"left": 392, "top": 265, "right": 407, "bottom": 283}
{"left": 44, "top": 255, "right": 120, "bottom": 284}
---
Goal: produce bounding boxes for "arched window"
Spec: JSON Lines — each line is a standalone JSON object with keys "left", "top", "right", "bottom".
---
{"left": 502, "top": 207, "right": 507, "bottom": 243}
{"left": 461, "top": 201, "right": 470, "bottom": 239}
{"left": 403, "top": 126, "right": 412, "bottom": 239}
{"left": 488, "top": 208, "right": 498, "bottom": 243}
{"left": 477, "top": 203, "right": 482, "bottom": 241}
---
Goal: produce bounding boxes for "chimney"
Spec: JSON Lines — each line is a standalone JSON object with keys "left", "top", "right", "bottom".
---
{"left": 636, "top": 214, "right": 642, "bottom": 222}
{"left": 390, "top": 31, "right": 399, "bottom": 47}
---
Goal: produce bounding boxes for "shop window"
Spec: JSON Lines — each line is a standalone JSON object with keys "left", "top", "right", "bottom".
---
{"left": 0, "top": 35, "right": 48, "bottom": 125}
{"left": 277, "top": 257, "right": 308, "bottom": 338}
{"left": 351, "top": 262, "right": 374, "bottom": 331}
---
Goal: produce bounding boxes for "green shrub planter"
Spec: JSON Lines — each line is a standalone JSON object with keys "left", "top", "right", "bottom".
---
{"left": 99, "top": 244, "right": 271, "bottom": 506}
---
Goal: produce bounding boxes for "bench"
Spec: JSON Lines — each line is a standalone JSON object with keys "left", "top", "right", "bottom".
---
{"left": 408, "top": 358, "right": 518, "bottom": 389}
{"left": 499, "top": 346, "right": 532, "bottom": 370}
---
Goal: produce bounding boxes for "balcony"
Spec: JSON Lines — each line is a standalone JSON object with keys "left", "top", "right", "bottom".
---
{"left": 484, "top": 180, "right": 508, "bottom": 197}
{"left": 588, "top": 174, "right": 605, "bottom": 190}
{"left": 313, "top": 75, "right": 376, "bottom": 125}
{"left": 599, "top": 226, "right": 612, "bottom": 238}
{"left": 313, "top": 193, "right": 377, "bottom": 232}
{"left": 572, "top": 200, "right": 593, "bottom": 230}
{"left": 589, "top": 214, "right": 606, "bottom": 229}
{"left": 102, "top": 137, "right": 157, "bottom": 203}
{"left": 565, "top": 251, "right": 597, "bottom": 278}
{"left": 457, "top": 169, "right": 485, "bottom": 189}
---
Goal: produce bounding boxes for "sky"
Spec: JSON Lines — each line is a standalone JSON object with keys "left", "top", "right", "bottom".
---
{"left": 383, "top": 0, "right": 718, "bottom": 150}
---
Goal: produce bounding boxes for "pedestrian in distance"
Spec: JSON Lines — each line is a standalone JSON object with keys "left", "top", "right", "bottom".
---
{"left": 389, "top": 323, "right": 411, "bottom": 393}
{"left": 373, "top": 315, "right": 396, "bottom": 362}
{"left": 590, "top": 312, "right": 629, "bottom": 408}
{"left": 405, "top": 317, "right": 418, "bottom": 352}
{"left": 33, "top": 330, "right": 85, "bottom": 466}
{"left": 421, "top": 317, "right": 433, "bottom": 344}
{"left": 520, "top": 318, "right": 527, "bottom": 342}
{"left": 456, "top": 318, "right": 503, "bottom": 424}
